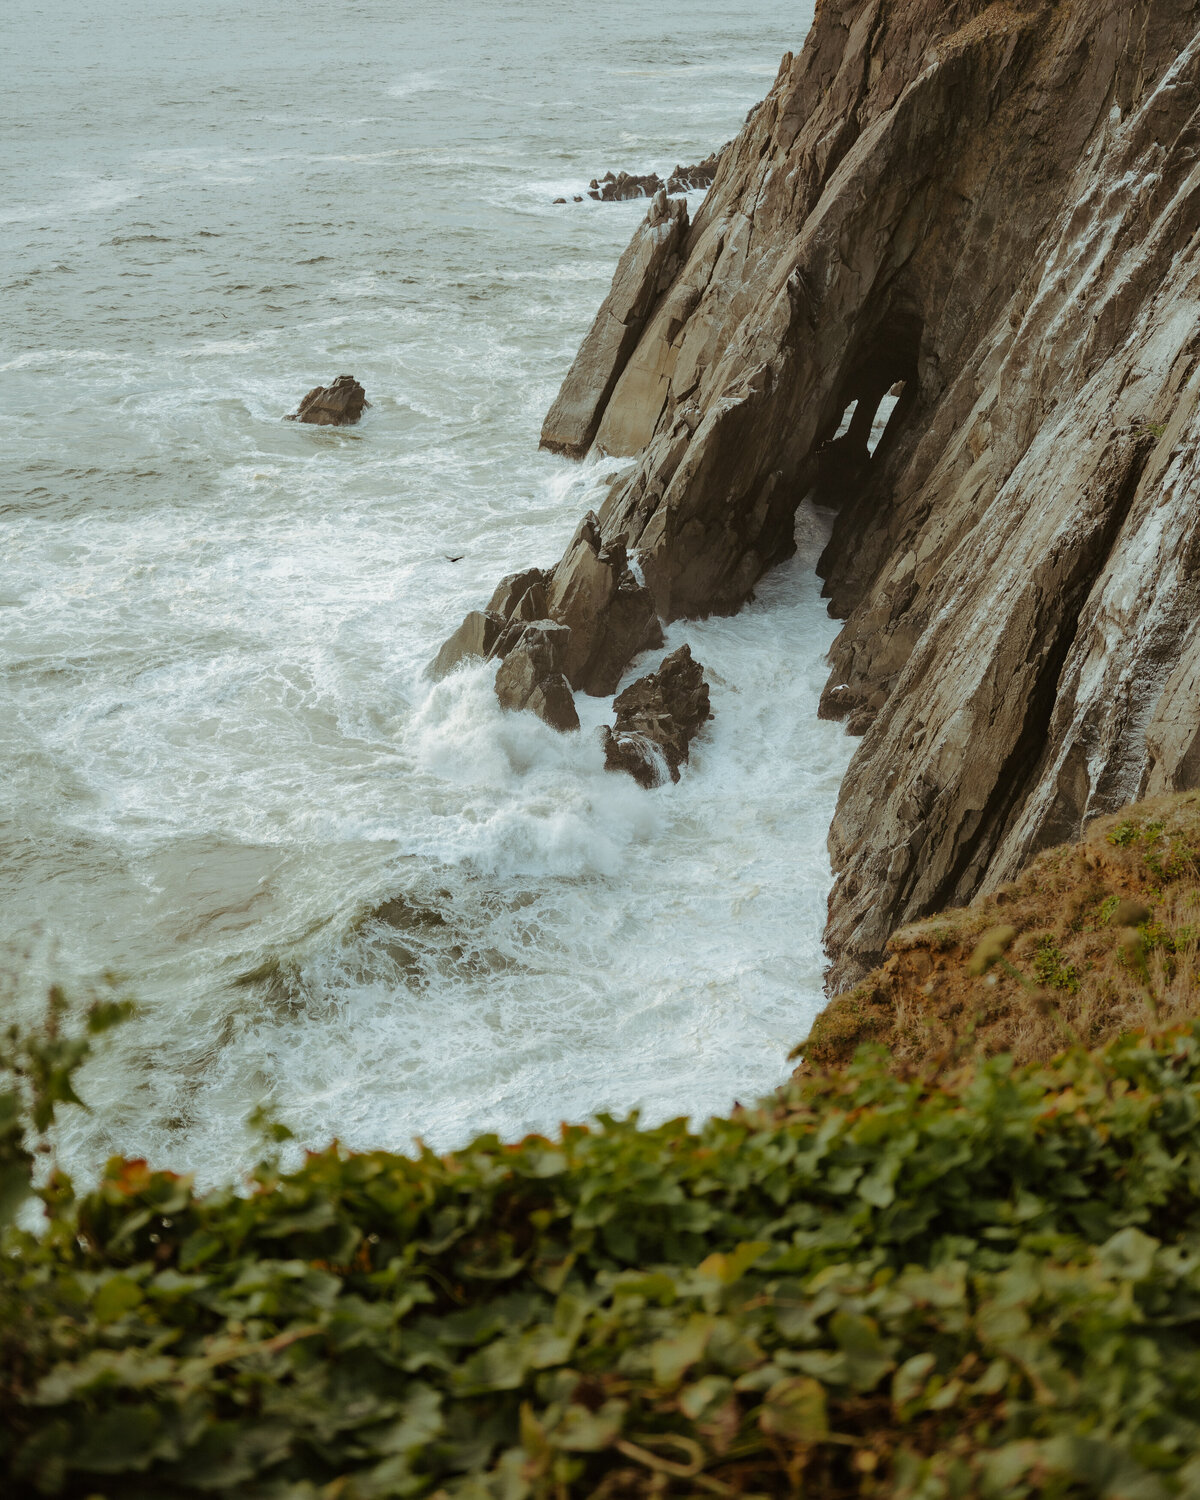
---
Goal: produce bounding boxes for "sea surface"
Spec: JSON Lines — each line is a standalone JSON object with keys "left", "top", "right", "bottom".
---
{"left": 0, "top": 0, "right": 845, "bottom": 1184}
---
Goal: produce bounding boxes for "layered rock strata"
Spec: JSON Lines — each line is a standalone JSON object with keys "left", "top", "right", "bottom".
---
{"left": 287, "top": 374, "right": 368, "bottom": 426}
{"left": 519, "top": 0, "right": 1200, "bottom": 988}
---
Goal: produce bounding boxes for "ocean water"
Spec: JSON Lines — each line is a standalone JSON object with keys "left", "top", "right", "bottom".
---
{"left": 0, "top": 0, "right": 843, "bottom": 1184}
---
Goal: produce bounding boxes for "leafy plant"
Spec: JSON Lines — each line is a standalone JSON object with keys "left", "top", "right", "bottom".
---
{"left": 7, "top": 999, "right": 1200, "bottom": 1496}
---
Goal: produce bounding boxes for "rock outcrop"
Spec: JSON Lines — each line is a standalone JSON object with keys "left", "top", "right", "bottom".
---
{"left": 540, "top": 191, "right": 689, "bottom": 459}
{"left": 494, "top": 621, "right": 579, "bottom": 733}
{"left": 602, "top": 645, "right": 711, "bottom": 788}
{"left": 287, "top": 374, "right": 368, "bottom": 426}
{"left": 525, "top": 0, "right": 1200, "bottom": 987}
{"left": 431, "top": 512, "right": 663, "bottom": 712}
{"left": 585, "top": 153, "right": 724, "bottom": 203}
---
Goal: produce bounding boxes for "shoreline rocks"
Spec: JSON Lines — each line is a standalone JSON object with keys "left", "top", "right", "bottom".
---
{"left": 286, "top": 374, "right": 368, "bottom": 426}
{"left": 528, "top": 0, "right": 1200, "bottom": 987}
{"left": 602, "top": 644, "right": 710, "bottom": 788}
{"left": 540, "top": 189, "right": 689, "bottom": 460}
{"left": 585, "top": 151, "right": 723, "bottom": 203}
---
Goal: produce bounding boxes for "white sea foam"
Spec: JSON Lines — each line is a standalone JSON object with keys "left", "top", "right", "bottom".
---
{"left": 2, "top": 0, "right": 826, "bottom": 1186}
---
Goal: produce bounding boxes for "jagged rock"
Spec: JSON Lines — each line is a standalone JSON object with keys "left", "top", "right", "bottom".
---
{"left": 287, "top": 374, "right": 368, "bottom": 426}
{"left": 602, "top": 645, "right": 710, "bottom": 787}
{"left": 538, "top": 0, "right": 1200, "bottom": 989}
{"left": 544, "top": 512, "right": 663, "bottom": 694}
{"left": 427, "top": 609, "right": 504, "bottom": 680}
{"left": 540, "top": 190, "right": 689, "bottom": 459}
{"left": 494, "top": 621, "right": 579, "bottom": 733}
{"left": 588, "top": 171, "right": 663, "bottom": 202}
{"left": 488, "top": 568, "right": 550, "bottom": 620}
{"left": 585, "top": 152, "right": 725, "bottom": 203}
{"left": 666, "top": 152, "right": 722, "bottom": 193}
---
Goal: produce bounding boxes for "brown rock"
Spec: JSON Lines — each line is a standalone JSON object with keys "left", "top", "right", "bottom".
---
{"left": 603, "top": 644, "right": 710, "bottom": 787}
{"left": 665, "top": 151, "right": 723, "bottom": 194}
{"left": 543, "top": 512, "right": 662, "bottom": 694}
{"left": 539, "top": 190, "right": 689, "bottom": 459}
{"left": 494, "top": 621, "right": 580, "bottom": 733}
{"left": 287, "top": 374, "right": 368, "bottom": 426}
{"left": 535, "top": 0, "right": 1200, "bottom": 988}
{"left": 427, "top": 610, "right": 505, "bottom": 680}
{"left": 588, "top": 171, "right": 664, "bottom": 202}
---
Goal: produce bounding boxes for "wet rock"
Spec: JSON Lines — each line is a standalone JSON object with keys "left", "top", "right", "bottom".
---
{"left": 666, "top": 151, "right": 722, "bottom": 193}
{"left": 588, "top": 171, "right": 664, "bottom": 202}
{"left": 602, "top": 644, "right": 710, "bottom": 787}
{"left": 427, "top": 609, "right": 505, "bottom": 680}
{"left": 542, "top": 0, "right": 1200, "bottom": 986}
{"left": 540, "top": 190, "right": 688, "bottom": 459}
{"left": 287, "top": 374, "right": 369, "bottom": 426}
{"left": 544, "top": 512, "right": 663, "bottom": 694}
{"left": 494, "top": 621, "right": 579, "bottom": 733}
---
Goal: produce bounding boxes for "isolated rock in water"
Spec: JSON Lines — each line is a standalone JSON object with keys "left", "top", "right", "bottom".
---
{"left": 494, "top": 621, "right": 579, "bottom": 733}
{"left": 540, "top": 190, "right": 688, "bottom": 459}
{"left": 288, "top": 374, "right": 368, "bottom": 426}
{"left": 544, "top": 511, "right": 663, "bottom": 694}
{"left": 428, "top": 609, "right": 504, "bottom": 680}
{"left": 602, "top": 644, "right": 710, "bottom": 787}
{"left": 588, "top": 171, "right": 663, "bottom": 202}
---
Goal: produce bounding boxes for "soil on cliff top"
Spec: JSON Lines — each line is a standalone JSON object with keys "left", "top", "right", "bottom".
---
{"left": 801, "top": 791, "right": 1200, "bottom": 1073}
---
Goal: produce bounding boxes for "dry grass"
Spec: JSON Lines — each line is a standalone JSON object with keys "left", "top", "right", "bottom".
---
{"left": 801, "top": 791, "right": 1200, "bottom": 1073}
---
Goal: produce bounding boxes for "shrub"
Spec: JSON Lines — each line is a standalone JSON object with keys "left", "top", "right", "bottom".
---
{"left": 5, "top": 1001, "right": 1200, "bottom": 1496}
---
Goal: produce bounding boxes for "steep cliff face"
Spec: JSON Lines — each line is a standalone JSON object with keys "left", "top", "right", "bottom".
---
{"left": 530, "top": 0, "right": 1200, "bottom": 990}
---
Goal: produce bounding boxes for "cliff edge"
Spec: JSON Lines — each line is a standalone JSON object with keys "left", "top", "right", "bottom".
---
{"left": 532, "top": 0, "right": 1200, "bottom": 989}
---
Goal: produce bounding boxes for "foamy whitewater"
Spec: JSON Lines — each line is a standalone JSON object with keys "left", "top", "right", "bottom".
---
{"left": 0, "top": 0, "right": 843, "bottom": 1184}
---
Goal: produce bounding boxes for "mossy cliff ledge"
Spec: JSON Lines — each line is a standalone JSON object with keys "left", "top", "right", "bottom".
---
{"left": 472, "top": 0, "right": 1200, "bottom": 984}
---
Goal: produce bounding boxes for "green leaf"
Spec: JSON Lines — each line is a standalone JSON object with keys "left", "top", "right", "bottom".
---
{"left": 759, "top": 1376, "right": 828, "bottom": 1444}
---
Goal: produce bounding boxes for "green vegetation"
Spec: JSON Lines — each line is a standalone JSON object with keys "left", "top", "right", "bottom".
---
{"left": 7, "top": 993, "right": 1200, "bottom": 1498}
{"left": 806, "top": 793, "right": 1200, "bottom": 1071}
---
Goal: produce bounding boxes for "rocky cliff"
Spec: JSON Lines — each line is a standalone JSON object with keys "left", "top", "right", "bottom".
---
{"left": 519, "top": 0, "right": 1200, "bottom": 991}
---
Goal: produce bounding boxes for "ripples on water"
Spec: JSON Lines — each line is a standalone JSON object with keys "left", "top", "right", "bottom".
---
{"left": 0, "top": 0, "right": 842, "bottom": 1182}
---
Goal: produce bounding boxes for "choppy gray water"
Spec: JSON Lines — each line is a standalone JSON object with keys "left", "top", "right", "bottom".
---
{"left": 1, "top": 0, "right": 844, "bottom": 1182}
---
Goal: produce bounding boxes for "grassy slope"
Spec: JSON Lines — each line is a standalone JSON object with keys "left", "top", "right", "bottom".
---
{"left": 803, "top": 793, "right": 1200, "bottom": 1073}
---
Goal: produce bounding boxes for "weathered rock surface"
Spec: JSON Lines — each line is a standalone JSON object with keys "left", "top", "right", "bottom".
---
{"left": 529, "top": 0, "right": 1200, "bottom": 988}
{"left": 585, "top": 153, "right": 725, "bottom": 203}
{"left": 287, "top": 374, "right": 368, "bottom": 426}
{"left": 427, "top": 609, "right": 505, "bottom": 681}
{"left": 588, "top": 171, "right": 665, "bottom": 203}
{"left": 539, "top": 190, "right": 689, "bottom": 459}
{"left": 430, "top": 513, "right": 663, "bottom": 712}
{"left": 544, "top": 512, "right": 663, "bottom": 694}
{"left": 602, "top": 644, "right": 710, "bottom": 788}
{"left": 494, "top": 621, "right": 579, "bottom": 733}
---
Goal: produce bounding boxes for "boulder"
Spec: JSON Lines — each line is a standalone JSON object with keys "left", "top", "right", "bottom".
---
{"left": 602, "top": 644, "right": 710, "bottom": 787}
{"left": 539, "top": 190, "right": 689, "bottom": 459}
{"left": 287, "top": 374, "right": 368, "bottom": 426}
{"left": 494, "top": 621, "right": 579, "bottom": 733}
{"left": 427, "top": 610, "right": 505, "bottom": 681}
